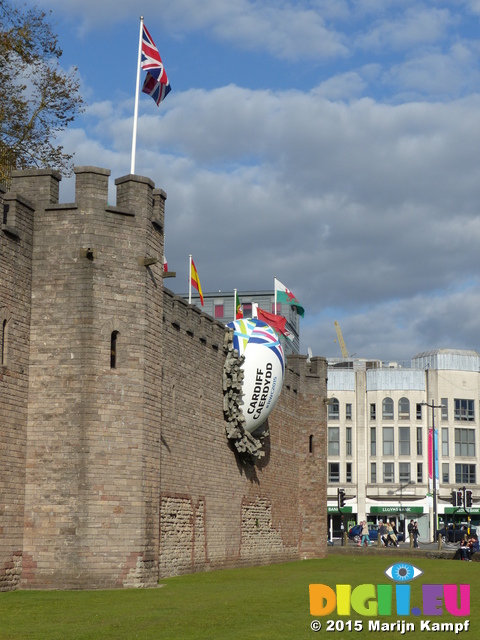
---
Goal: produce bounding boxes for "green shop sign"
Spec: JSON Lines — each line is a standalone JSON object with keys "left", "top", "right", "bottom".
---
{"left": 444, "top": 507, "right": 480, "bottom": 515}
{"left": 327, "top": 506, "right": 353, "bottom": 513}
{"left": 370, "top": 506, "right": 424, "bottom": 514}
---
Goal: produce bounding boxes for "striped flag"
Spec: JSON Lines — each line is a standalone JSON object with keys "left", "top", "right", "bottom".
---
{"left": 190, "top": 258, "right": 204, "bottom": 306}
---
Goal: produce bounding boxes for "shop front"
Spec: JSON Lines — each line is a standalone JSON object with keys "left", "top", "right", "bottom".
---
{"left": 327, "top": 505, "right": 355, "bottom": 541}
{"left": 368, "top": 505, "right": 426, "bottom": 540}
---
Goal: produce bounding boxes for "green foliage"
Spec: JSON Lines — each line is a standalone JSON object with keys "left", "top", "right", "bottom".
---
{"left": 0, "top": 556, "right": 477, "bottom": 639}
{"left": 0, "top": 0, "right": 84, "bottom": 183}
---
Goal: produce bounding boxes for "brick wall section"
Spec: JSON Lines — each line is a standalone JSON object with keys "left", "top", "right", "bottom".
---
{"left": 0, "top": 183, "right": 35, "bottom": 590}
{"left": 0, "top": 166, "right": 327, "bottom": 590}
{"left": 159, "top": 291, "right": 327, "bottom": 576}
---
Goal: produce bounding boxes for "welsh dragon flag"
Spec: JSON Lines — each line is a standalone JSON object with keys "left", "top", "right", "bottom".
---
{"left": 274, "top": 278, "right": 305, "bottom": 317}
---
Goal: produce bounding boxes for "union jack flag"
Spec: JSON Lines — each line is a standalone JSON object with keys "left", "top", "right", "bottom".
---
{"left": 141, "top": 24, "right": 171, "bottom": 106}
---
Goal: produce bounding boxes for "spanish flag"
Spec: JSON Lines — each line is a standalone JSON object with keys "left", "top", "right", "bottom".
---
{"left": 190, "top": 257, "right": 204, "bottom": 306}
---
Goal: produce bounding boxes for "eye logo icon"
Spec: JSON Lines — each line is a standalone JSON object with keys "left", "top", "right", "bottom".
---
{"left": 385, "top": 563, "right": 423, "bottom": 582}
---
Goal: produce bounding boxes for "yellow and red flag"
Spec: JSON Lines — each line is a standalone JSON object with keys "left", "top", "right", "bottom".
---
{"left": 190, "top": 258, "right": 204, "bottom": 306}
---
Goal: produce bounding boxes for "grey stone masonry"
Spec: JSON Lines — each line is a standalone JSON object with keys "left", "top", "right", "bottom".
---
{"left": 0, "top": 166, "right": 327, "bottom": 591}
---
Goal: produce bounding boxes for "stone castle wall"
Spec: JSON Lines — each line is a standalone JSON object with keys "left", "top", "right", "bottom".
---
{"left": 0, "top": 167, "right": 327, "bottom": 591}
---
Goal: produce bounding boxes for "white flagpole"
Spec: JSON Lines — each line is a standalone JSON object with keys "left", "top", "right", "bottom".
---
{"left": 233, "top": 289, "right": 237, "bottom": 322}
{"left": 274, "top": 276, "right": 278, "bottom": 315}
{"left": 188, "top": 254, "right": 192, "bottom": 304}
{"left": 130, "top": 16, "right": 144, "bottom": 175}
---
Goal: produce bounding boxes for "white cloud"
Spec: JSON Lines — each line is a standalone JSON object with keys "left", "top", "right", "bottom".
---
{"left": 29, "top": 0, "right": 480, "bottom": 360}
{"left": 356, "top": 7, "right": 455, "bottom": 52}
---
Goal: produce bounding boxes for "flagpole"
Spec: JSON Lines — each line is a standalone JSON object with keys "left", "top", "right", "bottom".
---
{"left": 233, "top": 289, "right": 237, "bottom": 322}
{"left": 274, "top": 276, "right": 278, "bottom": 315}
{"left": 131, "top": 16, "right": 144, "bottom": 175}
{"left": 188, "top": 254, "right": 192, "bottom": 304}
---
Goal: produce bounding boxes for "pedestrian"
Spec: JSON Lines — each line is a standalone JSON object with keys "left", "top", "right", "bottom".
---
{"left": 361, "top": 520, "right": 372, "bottom": 547}
{"left": 386, "top": 521, "right": 399, "bottom": 547}
{"left": 378, "top": 520, "right": 388, "bottom": 546}
{"left": 412, "top": 521, "right": 419, "bottom": 548}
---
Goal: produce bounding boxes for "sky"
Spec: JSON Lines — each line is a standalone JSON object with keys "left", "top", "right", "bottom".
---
{"left": 32, "top": 0, "right": 480, "bottom": 362}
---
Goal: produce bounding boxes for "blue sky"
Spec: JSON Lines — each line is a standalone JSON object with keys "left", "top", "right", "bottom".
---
{"left": 33, "top": 0, "right": 480, "bottom": 361}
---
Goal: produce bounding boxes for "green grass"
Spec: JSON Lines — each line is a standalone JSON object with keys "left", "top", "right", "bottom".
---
{"left": 0, "top": 555, "right": 477, "bottom": 639}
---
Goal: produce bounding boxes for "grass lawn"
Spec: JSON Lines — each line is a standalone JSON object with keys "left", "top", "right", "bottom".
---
{"left": 0, "top": 555, "right": 476, "bottom": 639}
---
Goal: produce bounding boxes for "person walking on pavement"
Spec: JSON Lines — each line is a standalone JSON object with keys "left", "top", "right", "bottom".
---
{"left": 361, "top": 520, "right": 372, "bottom": 547}
{"left": 412, "top": 521, "right": 419, "bottom": 548}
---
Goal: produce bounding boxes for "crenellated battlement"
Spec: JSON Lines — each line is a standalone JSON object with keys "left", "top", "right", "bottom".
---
{"left": 0, "top": 164, "right": 326, "bottom": 592}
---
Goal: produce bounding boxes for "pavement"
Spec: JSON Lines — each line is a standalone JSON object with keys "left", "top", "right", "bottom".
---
{"left": 327, "top": 538, "right": 477, "bottom": 560}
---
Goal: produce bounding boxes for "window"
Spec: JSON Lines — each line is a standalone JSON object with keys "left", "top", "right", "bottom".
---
{"left": 417, "top": 462, "right": 423, "bottom": 484}
{"left": 346, "top": 403, "right": 352, "bottom": 420}
{"left": 370, "top": 403, "right": 376, "bottom": 420}
{"left": 242, "top": 302, "right": 252, "bottom": 318}
{"left": 442, "top": 463, "right": 449, "bottom": 484}
{"left": 383, "top": 427, "right": 394, "bottom": 456}
{"left": 442, "top": 428, "right": 449, "bottom": 456}
{"left": 398, "top": 397, "right": 410, "bottom": 420}
{"left": 346, "top": 462, "right": 352, "bottom": 483}
{"left": 455, "top": 429, "right": 475, "bottom": 457}
{"left": 399, "top": 427, "right": 410, "bottom": 455}
{"left": 328, "top": 427, "right": 339, "bottom": 456}
{"left": 382, "top": 397, "right": 394, "bottom": 420}
{"left": 416, "top": 427, "right": 422, "bottom": 456}
{"left": 399, "top": 462, "right": 410, "bottom": 483}
{"left": 309, "top": 435, "right": 314, "bottom": 454}
{"left": 416, "top": 403, "right": 422, "bottom": 420}
{"left": 383, "top": 462, "right": 395, "bottom": 483}
{"left": 328, "top": 398, "right": 340, "bottom": 420}
{"left": 371, "top": 462, "right": 377, "bottom": 483}
{"left": 1, "top": 318, "right": 7, "bottom": 365}
{"left": 328, "top": 462, "right": 340, "bottom": 482}
{"left": 441, "top": 399, "right": 448, "bottom": 421}
{"left": 455, "top": 464, "right": 476, "bottom": 484}
{"left": 214, "top": 304, "right": 224, "bottom": 318}
{"left": 454, "top": 399, "right": 474, "bottom": 422}
{"left": 110, "top": 331, "right": 119, "bottom": 369}
{"left": 370, "top": 428, "right": 376, "bottom": 456}
{"left": 272, "top": 302, "right": 281, "bottom": 314}
{"left": 346, "top": 427, "right": 352, "bottom": 456}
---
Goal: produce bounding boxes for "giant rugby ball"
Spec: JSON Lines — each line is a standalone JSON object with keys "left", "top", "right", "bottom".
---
{"left": 227, "top": 318, "right": 285, "bottom": 433}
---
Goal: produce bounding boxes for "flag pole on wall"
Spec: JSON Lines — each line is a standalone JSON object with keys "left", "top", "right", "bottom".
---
{"left": 131, "top": 16, "right": 144, "bottom": 175}
{"left": 130, "top": 17, "right": 171, "bottom": 175}
{"left": 188, "top": 254, "right": 193, "bottom": 304}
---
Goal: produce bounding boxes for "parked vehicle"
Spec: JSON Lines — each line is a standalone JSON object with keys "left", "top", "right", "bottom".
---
{"left": 348, "top": 523, "right": 404, "bottom": 543}
{"left": 438, "top": 524, "right": 477, "bottom": 544}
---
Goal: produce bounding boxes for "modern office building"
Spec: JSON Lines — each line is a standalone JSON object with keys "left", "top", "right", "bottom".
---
{"left": 326, "top": 348, "right": 480, "bottom": 542}
{"left": 185, "top": 289, "right": 301, "bottom": 355}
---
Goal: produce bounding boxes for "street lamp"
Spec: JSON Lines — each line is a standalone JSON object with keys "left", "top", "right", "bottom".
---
{"left": 421, "top": 400, "right": 446, "bottom": 542}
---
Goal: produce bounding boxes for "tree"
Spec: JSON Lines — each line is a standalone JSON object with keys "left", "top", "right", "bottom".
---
{"left": 0, "top": 0, "right": 84, "bottom": 184}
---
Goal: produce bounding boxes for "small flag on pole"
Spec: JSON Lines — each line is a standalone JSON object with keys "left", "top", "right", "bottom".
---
{"left": 235, "top": 290, "right": 243, "bottom": 319}
{"left": 274, "top": 278, "right": 305, "bottom": 317}
{"left": 190, "top": 257, "right": 204, "bottom": 306}
{"left": 141, "top": 24, "right": 171, "bottom": 106}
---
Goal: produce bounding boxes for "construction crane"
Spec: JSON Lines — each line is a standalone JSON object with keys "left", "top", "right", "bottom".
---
{"left": 334, "top": 321, "right": 349, "bottom": 359}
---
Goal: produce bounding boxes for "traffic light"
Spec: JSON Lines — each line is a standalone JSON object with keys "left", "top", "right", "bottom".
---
{"left": 451, "top": 490, "right": 457, "bottom": 506}
{"left": 465, "top": 490, "right": 473, "bottom": 508}
{"left": 456, "top": 490, "right": 463, "bottom": 507}
{"left": 338, "top": 488, "right": 346, "bottom": 509}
